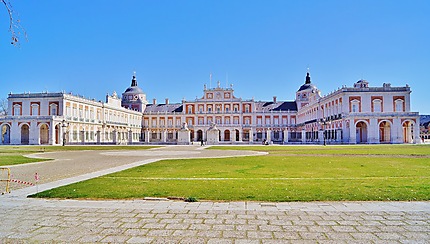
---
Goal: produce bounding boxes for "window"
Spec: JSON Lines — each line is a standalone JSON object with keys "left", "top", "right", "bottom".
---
{"left": 245, "top": 118, "right": 250, "bottom": 125}
{"left": 31, "top": 104, "right": 39, "bottom": 116}
{"left": 216, "top": 106, "right": 221, "bottom": 113}
{"left": 395, "top": 99, "right": 404, "bottom": 112}
{"left": 282, "top": 118, "right": 287, "bottom": 125}
{"left": 351, "top": 100, "right": 360, "bottom": 113}
{"left": 188, "top": 106, "right": 193, "bottom": 114}
{"left": 257, "top": 118, "right": 262, "bottom": 125}
{"left": 216, "top": 118, "right": 221, "bottom": 124}
{"left": 13, "top": 104, "right": 21, "bottom": 116}
{"left": 208, "top": 106, "right": 212, "bottom": 113}
{"left": 234, "top": 106, "right": 239, "bottom": 112}
{"left": 225, "top": 118, "right": 230, "bottom": 124}
{"left": 50, "top": 104, "right": 58, "bottom": 116}
{"left": 245, "top": 105, "right": 250, "bottom": 113}
{"left": 373, "top": 99, "right": 382, "bottom": 112}
{"left": 265, "top": 118, "right": 270, "bottom": 125}
{"left": 152, "top": 119, "right": 157, "bottom": 126}
{"left": 188, "top": 119, "right": 193, "bottom": 125}
{"left": 234, "top": 118, "right": 239, "bottom": 124}
{"left": 225, "top": 107, "right": 229, "bottom": 112}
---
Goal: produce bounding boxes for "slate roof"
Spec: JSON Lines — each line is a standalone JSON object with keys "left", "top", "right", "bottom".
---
{"left": 255, "top": 101, "right": 297, "bottom": 112}
{"left": 144, "top": 103, "right": 183, "bottom": 113}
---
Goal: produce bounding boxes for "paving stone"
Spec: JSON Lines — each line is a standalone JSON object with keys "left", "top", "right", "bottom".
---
{"left": 212, "top": 224, "right": 235, "bottom": 231}
{"left": 272, "top": 231, "right": 301, "bottom": 239}
{"left": 332, "top": 225, "right": 357, "bottom": 232}
{"left": 247, "top": 230, "right": 273, "bottom": 239}
{"left": 222, "top": 230, "right": 247, "bottom": 239}
{"left": 123, "top": 228, "right": 149, "bottom": 236}
{"left": 207, "top": 238, "right": 233, "bottom": 244}
{"left": 235, "top": 239, "right": 261, "bottom": 244}
{"left": 350, "top": 232, "right": 379, "bottom": 240}
{"left": 126, "top": 236, "right": 154, "bottom": 243}
{"left": 374, "top": 232, "right": 405, "bottom": 240}
{"left": 100, "top": 235, "right": 130, "bottom": 243}
{"left": 146, "top": 229, "right": 175, "bottom": 237}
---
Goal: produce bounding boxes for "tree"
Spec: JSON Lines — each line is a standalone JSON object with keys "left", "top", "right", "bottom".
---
{"left": 2, "top": 0, "right": 26, "bottom": 46}
{"left": 0, "top": 98, "right": 7, "bottom": 116}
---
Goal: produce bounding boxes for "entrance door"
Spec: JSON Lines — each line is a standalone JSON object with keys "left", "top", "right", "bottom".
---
{"left": 21, "top": 124, "right": 29, "bottom": 145}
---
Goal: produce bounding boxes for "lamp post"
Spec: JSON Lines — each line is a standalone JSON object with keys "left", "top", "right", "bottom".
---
{"left": 320, "top": 118, "right": 332, "bottom": 146}
{"left": 61, "top": 119, "right": 69, "bottom": 146}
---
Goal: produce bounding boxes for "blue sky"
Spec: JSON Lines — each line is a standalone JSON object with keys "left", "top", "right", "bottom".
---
{"left": 1, "top": 0, "right": 429, "bottom": 114}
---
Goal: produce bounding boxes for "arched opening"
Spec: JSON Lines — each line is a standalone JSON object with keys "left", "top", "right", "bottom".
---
{"left": 197, "top": 130, "right": 203, "bottom": 142}
{"left": 235, "top": 129, "right": 240, "bottom": 141}
{"left": 355, "top": 121, "right": 368, "bottom": 143}
{"left": 55, "top": 124, "right": 60, "bottom": 144}
{"left": 190, "top": 130, "right": 194, "bottom": 142}
{"left": 224, "top": 130, "right": 230, "bottom": 141}
{"left": 40, "top": 124, "right": 49, "bottom": 145}
{"left": 21, "top": 124, "right": 29, "bottom": 145}
{"left": 402, "top": 121, "right": 414, "bottom": 143}
{"left": 379, "top": 121, "right": 391, "bottom": 143}
{"left": 1, "top": 124, "right": 11, "bottom": 144}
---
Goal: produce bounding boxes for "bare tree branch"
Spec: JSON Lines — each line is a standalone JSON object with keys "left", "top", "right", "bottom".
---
{"left": 2, "top": 0, "right": 27, "bottom": 46}
{"left": 0, "top": 98, "right": 8, "bottom": 116}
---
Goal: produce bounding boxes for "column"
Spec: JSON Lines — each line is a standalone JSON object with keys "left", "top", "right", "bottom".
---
{"left": 283, "top": 129, "right": 289, "bottom": 143}
{"left": 96, "top": 130, "right": 101, "bottom": 144}
{"left": 336, "top": 129, "right": 342, "bottom": 143}
{"left": 301, "top": 129, "right": 306, "bottom": 143}
{"left": 49, "top": 121, "right": 56, "bottom": 145}
{"left": 145, "top": 129, "right": 150, "bottom": 143}
{"left": 249, "top": 128, "right": 253, "bottom": 143}
{"left": 318, "top": 130, "right": 324, "bottom": 144}
{"left": 368, "top": 118, "right": 378, "bottom": 144}
{"left": 349, "top": 120, "right": 356, "bottom": 144}
{"left": 162, "top": 130, "right": 167, "bottom": 143}
{"left": 266, "top": 129, "right": 271, "bottom": 143}
{"left": 413, "top": 121, "right": 421, "bottom": 144}
{"left": 80, "top": 130, "right": 85, "bottom": 144}
{"left": 112, "top": 129, "right": 117, "bottom": 144}
{"left": 128, "top": 130, "right": 133, "bottom": 144}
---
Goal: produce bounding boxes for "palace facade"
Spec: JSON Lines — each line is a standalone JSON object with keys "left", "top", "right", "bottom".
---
{"left": 0, "top": 72, "right": 421, "bottom": 145}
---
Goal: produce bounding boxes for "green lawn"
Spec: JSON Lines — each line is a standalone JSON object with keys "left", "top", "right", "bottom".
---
{"left": 31, "top": 144, "right": 430, "bottom": 202}
{"left": 0, "top": 145, "right": 159, "bottom": 166}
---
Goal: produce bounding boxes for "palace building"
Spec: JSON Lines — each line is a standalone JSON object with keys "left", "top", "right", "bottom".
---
{"left": 0, "top": 72, "right": 421, "bottom": 145}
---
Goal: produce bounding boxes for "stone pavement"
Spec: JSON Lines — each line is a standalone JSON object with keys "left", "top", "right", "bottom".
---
{"left": 1, "top": 146, "right": 429, "bottom": 243}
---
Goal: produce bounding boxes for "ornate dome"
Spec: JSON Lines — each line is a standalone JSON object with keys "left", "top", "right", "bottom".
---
{"left": 123, "top": 75, "right": 144, "bottom": 94}
{"left": 297, "top": 72, "right": 317, "bottom": 92}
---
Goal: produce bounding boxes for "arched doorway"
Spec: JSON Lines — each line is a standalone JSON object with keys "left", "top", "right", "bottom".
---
{"left": 197, "top": 130, "right": 203, "bottom": 142}
{"left": 40, "top": 124, "right": 49, "bottom": 144}
{"left": 55, "top": 124, "right": 61, "bottom": 144}
{"left": 235, "top": 129, "right": 240, "bottom": 141}
{"left": 1, "top": 124, "right": 10, "bottom": 144}
{"left": 190, "top": 130, "right": 194, "bottom": 142}
{"left": 402, "top": 121, "right": 413, "bottom": 143}
{"left": 21, "top": 124, "right": 29, "bottom": 145}
{"left": 224, "top": 130, "right": 230, "bottom": 141}
{"left": 379, "top": 121, "right": 391, "bottom": 143}
{"left": 355, "top": 121, "right": 368, "bottom": 143}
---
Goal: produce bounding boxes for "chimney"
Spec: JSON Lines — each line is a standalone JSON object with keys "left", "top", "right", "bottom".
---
{"left": 273, "top": 96, "right": 277, "bottom": 103}
{"left": 153, "top": 98, "right": 157, "bottom": 105}
{"left": 165, "top": 98, "right": 169, "bottom": 104}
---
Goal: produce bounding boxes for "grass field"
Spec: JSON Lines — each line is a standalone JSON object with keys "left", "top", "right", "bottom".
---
{"left": 31, "top": 144, "right": 430, "bottom": 202}
{"left": 0, "top": 145, "right": 159, "bottom": 166}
